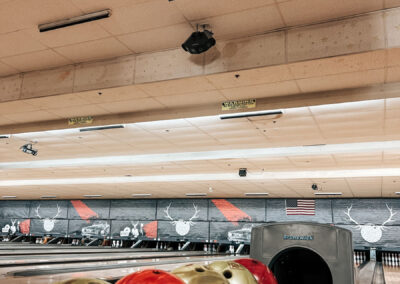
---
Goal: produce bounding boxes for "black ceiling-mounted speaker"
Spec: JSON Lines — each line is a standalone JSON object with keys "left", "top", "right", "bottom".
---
{"left": 182, "top": 29, "right": 216, "bottom": 54}
{"left": 239, "top": 168, "right": 247, "bottom": 177}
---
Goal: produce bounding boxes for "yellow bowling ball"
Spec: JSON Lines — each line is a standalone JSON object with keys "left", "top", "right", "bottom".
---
{"left": 55, "top": 278, "right": 111, "bottom": 284}
{"left": 172, "top": 263, "right": 229, "bottom": 284}
{"left": 208, "top": 261, "right": 258, "bottom": 284}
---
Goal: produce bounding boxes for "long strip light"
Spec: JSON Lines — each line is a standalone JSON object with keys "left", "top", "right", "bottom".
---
{"left": 1, "top": 168, "right": 400, "bottom": 186}
{"left": 314, "top": 192, "right": 342, "bottom": 196}
{"left": 2, "top": 140, "right": 400, "bottom": 170}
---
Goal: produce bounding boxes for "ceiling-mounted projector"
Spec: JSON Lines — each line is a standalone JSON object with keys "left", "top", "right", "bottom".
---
{"left": 182, "top": 26, "right": 216, "bottom": 54}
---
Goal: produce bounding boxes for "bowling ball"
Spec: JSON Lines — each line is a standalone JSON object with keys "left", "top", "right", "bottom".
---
{"left": 234, "top": 258, "right": 278, "bottom": 284}
{"left": 55, "top": 278, "right": 111, "bottom": 284}
{"left": 116, "top": 269, "right": 185, "bottom": 284}
{"left": 208, "top": 261, "right": 258, "bottom": 284}
{"left": 172, "top": 263, "right": 229, "bottom": 284}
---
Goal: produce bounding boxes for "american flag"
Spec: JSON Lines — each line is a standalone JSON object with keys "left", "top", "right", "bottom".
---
{"left": 285, "top": 199, "right": 315, "bottom": 215}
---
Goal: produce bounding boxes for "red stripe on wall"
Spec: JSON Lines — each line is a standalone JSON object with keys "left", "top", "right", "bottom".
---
{"left": 144, "top": 221, "right": 157, "bottom": 238}
{"left": 70, "top": 200, "right": 99, "bottom": 223}
{"left": 211, "top": 199, "right": 252, "bottom": 226}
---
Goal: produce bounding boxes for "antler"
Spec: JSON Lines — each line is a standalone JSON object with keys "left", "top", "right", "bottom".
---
{"left": 189, "top": 204, "right": 200, "bottom": 221}
{"left": 382, "top": 204, "right": 397, "bottom": 227}
{"left": 52, "top": 204, "right": 62, "bottom": 220}
{"left": 344, "top": 205, "right": 361, "bottom": 229}
{"left": 164, "top": 203, "right": 174, "bottom": 221}
{"left": 131, "top": 221, "right": 139, "bottom": 227}
{"left": 35, "top": 205, "right": 42, "bottom": 219}
{"left": 11, "top": 219, "right": 16, "bottom": 225}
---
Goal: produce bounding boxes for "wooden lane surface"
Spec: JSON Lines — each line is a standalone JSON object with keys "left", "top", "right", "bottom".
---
{"left": 383, "top": 266, "right": 400, "bottom": 284}
{"left": 0, "top": 250, "right": 205, "bottom": 266}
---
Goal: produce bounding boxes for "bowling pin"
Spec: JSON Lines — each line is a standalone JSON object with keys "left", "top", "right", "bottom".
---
{"left": 204, "top": 244, "right": 207, "bottom": 252}
{"left": 178, "top": 243, "right": 181, "bottom": 251}
{"left": 156, "top": 242, "right": 159, "bottom": 250}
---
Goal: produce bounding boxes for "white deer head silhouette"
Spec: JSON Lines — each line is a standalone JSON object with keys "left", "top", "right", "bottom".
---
{"left": 164, "top": 203, "right": 200, "bottom": 236}
{"left": 35, "top": 204, "right": 61, "bottom": 232}
{"left": 344, "top": 204, "right": 396, "bottom": 243}
{"left": 10, "top": 219, "right": 17, "bottom": 234}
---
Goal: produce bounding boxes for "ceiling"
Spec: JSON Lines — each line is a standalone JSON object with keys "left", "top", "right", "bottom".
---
{"left": 1, "top": 98, "right": 400, "bottom": 199}
{"left": 0, "top": 0, "right": 400, "bottom": 200}
{"left": 0, "top": 0, "right": 398, "bottom": 76}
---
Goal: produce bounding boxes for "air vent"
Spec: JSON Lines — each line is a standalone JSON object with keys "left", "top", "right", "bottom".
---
{"left": 220, "top": 110, "right": 283, "bottom": 120}
{"left": 185, "top": 193, "right": 207, "bottom": 197}
{"left": 80, "top": 125, "right": 124, "bottom": 132}
{"left": 245, "top": 192, "right": 269, "bottom": 196}
{"left": 314, "top": 192, "right": 342, "bottom": 196}
{"left": 132, "top": 194, "right": 152, "bottom": 197}
{"left": 83, "top": 195, "right": 103, "bottom": 198}
{"left": 39, "top": 10, "right": 111, "bottom": 32}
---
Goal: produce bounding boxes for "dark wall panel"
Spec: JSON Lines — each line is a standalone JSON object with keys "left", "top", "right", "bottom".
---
{"left": 0, "top": 218, "right": 30, "bottom": 235}
{"left": 209, "top": 199, "right": 265, "bottom": 222}
{"left": 267, "top": 199, "right": 332, "bottom": 223}
{"left": 29, "top": 200, "right": 68, "bottom": 219}
{"left": 338, "top": 225, "right": 400, "bottom": 250}
{"left": 0, "top": 201, "right": 30, "bottom": 219}
{"left": 111, "top": 220, "right": 157, "bottom": 240}
{"left": 210, "top": 222, "right": 262, "bottom": 244}
{"left": 68, "top": 200, "right": 110, "bottom": 220}
{"left": 333, "top": 199, "right": 400, "bottom": 225}
{"left": 110, "top": 200, "right": 156, "bottom": 220}
{"left": 30, "top": 219, "right": 68, "bottom": 236}
{"left": 158, "top": 220, "right": 209, "bottom": 242}
{"left": 68, "top": 219, "right": 110, "bottom": 238}
{"left": 157, "top": 199, "right": 208, "bottom": 221}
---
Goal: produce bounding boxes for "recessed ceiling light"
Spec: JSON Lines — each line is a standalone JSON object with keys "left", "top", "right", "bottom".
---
{"left": 40, "top": 195, "right": 57, "bottom": 199}
{"left": 185, "top": 193, "right": 207, "bottom": 197}
{"left": 132, "top": 193, "right": 152, "bottom": 197}
{"left": 83, "top": 195, "right": 102, "bottom": 198}
{"left": 2, "top": 196, "right": 16, "bottom": 199}
{"left": 245, "top": 193, "right": 269, "bottom": 196}
{"left": 314, "top": 192, "right": 342, "bottom": 196}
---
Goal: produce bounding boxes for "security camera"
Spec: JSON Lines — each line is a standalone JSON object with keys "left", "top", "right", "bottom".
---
{"left": 20, "top": 143, "right": 38, "bottom": 156}
{"left": 239, "top": 168, "right": 247, "bottom": 177}
{"left": 182, "top": 26, "right": 216, "bottom": 54}
{"left": 311, "top": 183, "right": 318, "bottom": 191}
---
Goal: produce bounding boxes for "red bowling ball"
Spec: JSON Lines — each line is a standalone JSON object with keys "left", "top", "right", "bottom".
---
{"left": 234, "top": 258, "right": 278, "bottom": 284}
{"left": 116, "top": 269, "right": 185, "bottom": 284}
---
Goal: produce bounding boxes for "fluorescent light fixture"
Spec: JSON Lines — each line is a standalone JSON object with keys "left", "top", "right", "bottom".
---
{"left": 132, "top": 193, "right": 152, "bottom": 197}
{"left": 245, "top": 193, "right": 269, "bottom": 196}
{"left": 3, "top": 140, "right": 400, "bottom": 170}
{"left": 80, "top": 124, "right": 124, "bottom": 132}
{"left": 314, "top": 192, "right": 342, "bottom": 196}
{"left": 0, "top": 135, "right": 10, "bottom": 139}
{"left": 83, "top": 195, "right": 103, "bottom": 198}
{"left": 395, "top": 192, "right": 400, "bottom": 195}
{"left": 39, "top": 10, "right": 111, "bottom": 32}
{"left": 2, "top": 196, "right": 16, "bottom": 198}
{"left": 1, "top": 168, "right": 400, "bottom": 186}
{"left": 185, "top": 193, "right": 207, "bottom": 197}
{"left": 40, "top": 196, "right": 57, "bottom": 199}
{"left": 220, "top": 110, "right": 282, "bottom": 120}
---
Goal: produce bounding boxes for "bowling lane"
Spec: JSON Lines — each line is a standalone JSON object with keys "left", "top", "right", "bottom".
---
{"left": 0, "top": 250, "right": 205, "bottom": 266}
{"left": 0, "top": 247, "right": 154, "bottom": 255}
{"left": 1, "top": 254, "right": 240, "bottom": 284}
{"left": 383, "top": 266, "right": 400, "bottom": 283}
